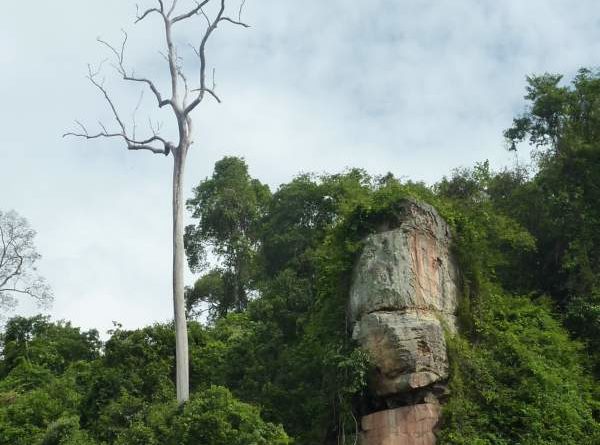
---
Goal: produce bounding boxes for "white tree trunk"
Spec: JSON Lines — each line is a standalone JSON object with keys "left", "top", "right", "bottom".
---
{"left": 67, "top": 0, "right": 251, "bottom": 406}
{"left": 173, "top": 149, "right": 189, "bottom": 403}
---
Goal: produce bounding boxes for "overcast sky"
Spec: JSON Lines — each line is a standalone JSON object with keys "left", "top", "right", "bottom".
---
{"left": 1, "top": 0, "right": 599, "bottom": 334}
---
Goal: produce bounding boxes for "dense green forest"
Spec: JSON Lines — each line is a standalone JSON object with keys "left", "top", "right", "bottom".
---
{"left": 1, "top": 70, "right": 600, "bottom": 444}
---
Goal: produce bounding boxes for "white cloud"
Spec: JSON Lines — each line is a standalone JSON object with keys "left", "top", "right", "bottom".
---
{"left": 1, "top": 0, "right": 599, "bottom": 333}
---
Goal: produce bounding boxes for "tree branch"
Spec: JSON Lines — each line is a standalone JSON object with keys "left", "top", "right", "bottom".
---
{"left": 167, "top": 0, "right": 180, "bottom": 17}
{"left": 71, "top": 0, "right": 250, "bottom": 155}
{"left": 0, "top": 251, "right": 23, "bottom": 290}
{"left": 172, "top": 0, "right": 211, "bottom": 24}
{"left": 64, "top": 65, "right": 173, "bottom": 156}
{"left": 64, "top": 124, "right": 172, "bottom": 155}
{"left": 125, "top": 74, "right": 173, "bottom": 108}
{"left": 98, "top": 32, "right": 173, "bottom": 109}
{"left": 191, "top": 87, "right": 221, "bottom": 103}
{"left": 0, "top": 225, "right": 7, "bottom": 271}
{"left": 0, "top": 223, "right": 16, "bottom": 285}
{"left": 219, "top": 16, "right": 250, "bottom": 28}
{"left": 178, "top": 64, "right": 190, "bottom": 107}
{"left": 183, "top": 1, "right": 250, "bottom": 115}
{"left": 88, "top": 64, "right": 128, "bottom": 133}
{"left": 238, "top": 0, "right": 247, "bottom": 22}
{"left": 135, "top": 6, "right": 163, "bottom": 23}
{"left": 0, "top": 286, "right": 45, "bottom": 299}
{"left": 184, "top": 0, "right": 226, "bottom": 115}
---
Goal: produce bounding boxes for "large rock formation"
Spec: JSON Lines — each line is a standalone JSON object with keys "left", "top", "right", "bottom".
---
{"left": 349, "top": 199, "right": 459, "bottom": 445}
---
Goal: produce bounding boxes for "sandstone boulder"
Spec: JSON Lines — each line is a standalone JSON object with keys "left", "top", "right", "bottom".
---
{"left": 350, "top": 199, "right": 459, "bottom": 396}
{"left": 353, "top": 310, "right": 448, "bottom": 396}
{"left": 349, "top": 199, "right": 459, "bottom": 330}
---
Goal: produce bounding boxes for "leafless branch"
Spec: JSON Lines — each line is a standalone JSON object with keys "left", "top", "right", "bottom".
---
{"left": 178, "top": 65, "right": 190, "bottom": 107}
{"left": 148, "top": 117, "right": 164, "bottom": 136}
{"left": 64, "top": 122, "right": 170, "bottom": 152}
{"left": 219, "top": 16, "right": 250, "bottom": 28}
{"left": 1, "top": 287, "right": 42, "bottom": 297}
{"left": 98, "top": 32, "right": 173, "bottom": 109}
{"left": 124, "top": 76, "right": 170, "bottom": 107}
{"left": 99, "top": 121, "right": 110, "bottom": 134}
{"left": 184, "top": 0, "right": 227, "bottom": 115}
{"left": 71, "top": 0, "right": 250, "bottom": 155}
{"left": 191, "top": 87, "right": 221, "bottom": 103}
{"left": 172, "top": 0, "right": 211, "bottom": 24}
{"left": 132, "top": 90, "right": 145, "bottom": 140}
{"left": 97, "top": 32, "right": 126, "bottom": 66}
{"left": 182, "top": 1, "right": 251, "bottom": 114}
{"left": 167, "top": 0, "right": 180, "bottom": 17}
{"left": 64, "top": 64, "right": 172, "bottom": 155}
{"left": 135, "top": 5, "right": 163, "bottom": 23}
{"left": 90, "top": 65, "right": 128, "bottom": 131}
{"left": 199, "top": 6, "right": 211, "bottom": 27}
{"left": 238, "top": 0, "right": 247, "bottom": 22}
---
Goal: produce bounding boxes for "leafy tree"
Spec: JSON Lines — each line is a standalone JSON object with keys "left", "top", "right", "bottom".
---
{"left": 185, "top": 157, "right": 271, "bottom": 318}
{"left": 185, "top": 269, "right": 230, "bottom": 321}
{"left": 439, "top": 293, "right": 599, "bottom": 445}
{"left": 505, "top": 69, "right": 600, "bottom": 156}
{"left": 0, "top": 365, "right": 87, "bottom": 445}
{"left": 504, "top": 68, "right": 600, "bottom": 374}
{"left": 258, "top": 169, "right": 373, "bottom": 278}
{"left": 40, "top": 416, "right": 96, "bottom": 445}
{"left": 0, "top": 316, "right": 100, "bottom": 378}
{"left": 79, "top": 323, "right": 177, "bottom": 441}
{"left": 258, "top": 174, "right": 336, "bottom": 277}
{"left": 0, "top": 318, "right": 289, "bottom": 445}
{"left": 436, "top": 162, "right": 537, "bottom": 299}
{"left": 168, "top": 386, "right": 290, "bottom": 445}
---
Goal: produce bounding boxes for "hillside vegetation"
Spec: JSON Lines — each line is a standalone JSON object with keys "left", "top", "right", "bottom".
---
{"left": 1, "top": 70, "right": 599, "bottom": 444}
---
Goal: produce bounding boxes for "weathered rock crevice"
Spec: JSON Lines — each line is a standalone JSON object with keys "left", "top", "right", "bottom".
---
{"left": 349, "top": 199, "right": 459, "bottom": 445}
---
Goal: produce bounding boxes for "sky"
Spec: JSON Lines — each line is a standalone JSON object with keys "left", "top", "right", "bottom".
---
{"left": 1, "top": 0, "right": 599, "bottom": 335}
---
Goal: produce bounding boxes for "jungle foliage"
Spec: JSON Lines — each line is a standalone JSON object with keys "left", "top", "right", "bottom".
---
{"left": 1, "top": 69, "right": 600, "bottom": 444}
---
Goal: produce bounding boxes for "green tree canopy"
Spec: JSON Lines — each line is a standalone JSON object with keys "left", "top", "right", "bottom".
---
{"left": 502, "top": 69, "right": 600, "bottom": 374}
{"left": 185, "top": 157, "right": 271, "bottom": 318}
{"left": 0, "top": 316, "right": 100, "bottom": 378}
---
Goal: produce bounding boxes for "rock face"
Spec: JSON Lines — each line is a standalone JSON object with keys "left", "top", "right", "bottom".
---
{"left": 360, "top": 404, "right": 441, "bottom": 445}
{"left": 353, "top": 311, "right": 449, "bottom": 395}
{"left": 349, "top": 199, "right": 459, "bottom": 330}
{"left": 349, "top": 199, "right": 459, "bottom": 444}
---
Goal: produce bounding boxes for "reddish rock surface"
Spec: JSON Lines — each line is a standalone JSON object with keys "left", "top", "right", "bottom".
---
{"left": 360, "top": 404, "right": 441, "bottom": 445}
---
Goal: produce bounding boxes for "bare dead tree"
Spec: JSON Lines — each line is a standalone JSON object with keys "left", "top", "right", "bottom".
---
{"left": 0, "top": 210, "right": 53, "bottom": 315}
{"left": 64, "top": 0, "right": 250, "bottom": 404}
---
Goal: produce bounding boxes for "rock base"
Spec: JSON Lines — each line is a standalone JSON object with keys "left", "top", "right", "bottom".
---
{"left": 360, "top": 404, "right": 440, "bottom": 445}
